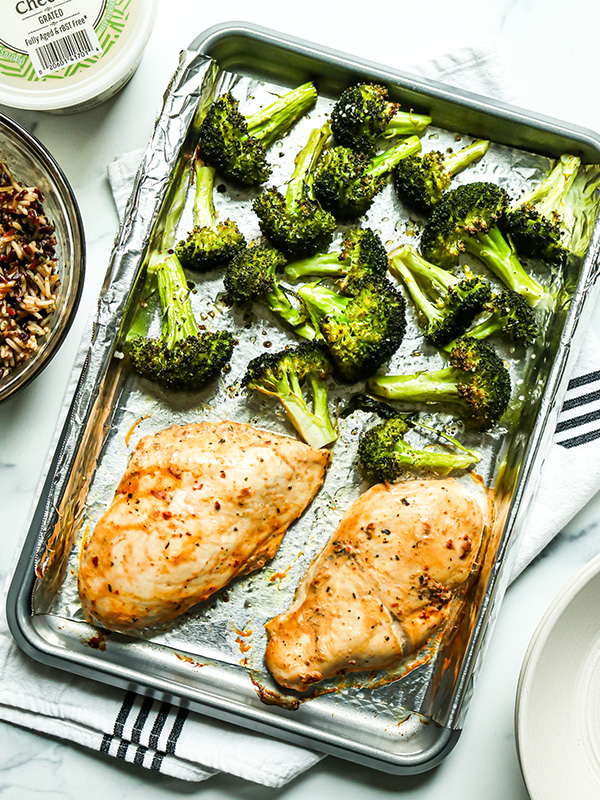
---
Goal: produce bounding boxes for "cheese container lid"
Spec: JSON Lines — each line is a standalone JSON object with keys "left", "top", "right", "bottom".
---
{"left": 0, "top": 0, "right": 158, "bottom": 113}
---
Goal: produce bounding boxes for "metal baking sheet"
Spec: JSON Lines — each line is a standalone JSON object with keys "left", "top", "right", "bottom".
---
{"left": 7, "top": 22, "right": 600, "bottom": 775}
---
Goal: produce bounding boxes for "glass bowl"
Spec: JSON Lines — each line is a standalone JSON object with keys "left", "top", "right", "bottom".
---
{"left": 0, "top": 111, "right": 85, "bottom": 402}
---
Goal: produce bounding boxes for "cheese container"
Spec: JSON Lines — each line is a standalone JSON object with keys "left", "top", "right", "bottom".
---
{"left": 0, "top": 0, "right": 158, "bottom": 113}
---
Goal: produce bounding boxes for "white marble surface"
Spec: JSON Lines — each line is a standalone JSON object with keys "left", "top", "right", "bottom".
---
{"left": 2, "top": 0, "right": 600, "bottom": 797}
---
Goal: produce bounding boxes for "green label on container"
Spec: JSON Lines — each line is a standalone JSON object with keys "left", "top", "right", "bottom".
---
{"left": 0, "top": 0, "right": 131, "bottom": 83}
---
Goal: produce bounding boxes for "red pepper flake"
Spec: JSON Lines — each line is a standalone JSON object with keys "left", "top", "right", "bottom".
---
{"left": 92, "top": 556, "right": 99, "bottom": 568}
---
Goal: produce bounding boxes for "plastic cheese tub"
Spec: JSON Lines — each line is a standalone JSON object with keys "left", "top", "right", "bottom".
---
{"left": 0, "top": 0, "right": 158, "bottom": 113}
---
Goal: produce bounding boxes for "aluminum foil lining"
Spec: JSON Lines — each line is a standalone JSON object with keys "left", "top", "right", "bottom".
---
{"left": 29, "top": 47, "right": 594, "bottom": 731}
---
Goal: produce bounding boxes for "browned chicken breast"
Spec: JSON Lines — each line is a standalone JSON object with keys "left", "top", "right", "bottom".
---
{"left": 265, "top": 477, "right": 488, "bottom": 692}
{"left": 79, "top": 421, "right": 330, "bottom": 631}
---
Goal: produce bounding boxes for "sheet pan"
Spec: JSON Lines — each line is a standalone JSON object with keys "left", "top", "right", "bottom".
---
{"left": 7, "top": 22, "right": 600, "bottom": 774}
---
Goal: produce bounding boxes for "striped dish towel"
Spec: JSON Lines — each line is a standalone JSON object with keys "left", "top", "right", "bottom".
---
{"left": 510, "top": 337, "right": 600, "bottom": 578}
{"left": 555, "top": 370, "right": 600, "bottom": 449}
{"left": 2, "top": 42, "right": 600, "bottom": 786}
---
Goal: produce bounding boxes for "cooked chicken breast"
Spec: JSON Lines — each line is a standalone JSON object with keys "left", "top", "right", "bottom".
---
{"left": 265, "top": 477, "right": 488, "bottom": 692}
{"left": 79, "top": 421, "right": 330, "bottom": 631}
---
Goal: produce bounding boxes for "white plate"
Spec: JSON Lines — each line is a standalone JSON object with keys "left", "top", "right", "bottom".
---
{"left": 516, "top": 552, "right": 600, "bottom": 799}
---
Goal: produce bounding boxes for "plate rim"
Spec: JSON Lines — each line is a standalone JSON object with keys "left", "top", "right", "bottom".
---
{"left": 515, "top": 550, "right": 600, "bottom": 798}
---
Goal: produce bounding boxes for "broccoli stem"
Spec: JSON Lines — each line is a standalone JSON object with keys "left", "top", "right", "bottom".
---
{"left": 279, "top": 371, "right": 337, "bottom": 448}
{"left": 156, "top": 254, "right": 198, "bottom": 347}
{"left": 126, "top": 290, "right": 159, "bottom": 344}
{"left": 128, "top": 162, "right": 191, "bottom": 343}
{"left": 297, "top": 283, "right": 350, "bottom": 325}
{"left": 513, "top": 154, "right": 579, "bottom": 218}
{"left": 308, "top": 373, "right": 338, "bottom": 444}
{"left": 157, "top": 163, "right": 190, "bottom": 260}
{"left": 286, "top": 124, "right": 331, "bottom": 211}
{"left": 443, "top": 139, "right": 489, "bottom": 177}
{"left": 392, "top": 445, "right": 475, "bottom": 472}
{"left": 390, "top": 245, "right": 455, "bottom": 295}
{"left": 367, "top": 367, "right": 462, "bottom": 403}
{"left": 389, "top": 258, "right": 442, "bottom": 326}
{"left": 457, "top": 314, "right": 501, "bottom": 343}
{"left": 245, "top": 82, "right": 318, "bottom": 148}
{"left": 284, "top": 251, "right": 344, "bottom": 281}
{"left": 463, "top": 227, "right": 544, "bottom": 306}
{"left": 384, "top": 110, "right": 432, "bottom": 137}
{"left": 192, "top": 162, "right": 217, "bottom": 230}
{"left": 265, "top": 284, "right": 319, "bottom": 340}
{"left": 367, "top": 135, "right": 422, "bottom": 178}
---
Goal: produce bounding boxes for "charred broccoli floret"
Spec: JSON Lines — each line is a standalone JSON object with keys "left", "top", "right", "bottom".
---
{"left": 175, "top": 159, "right": 245, "bottom": 270}
{"left": 200, "top": 82, "right": 317, "bottom": 186}
{"left": 389, "top": 245, "right": 492, "bottom": 346}
{"left": 313, "top": 137, "right": 422, "bottom": 219}
{"left": 224, "top": 241, "right": 318, "bottom": 340}
{"left": 501, "top": 154, "right": 580, "bottom": 265}
{"left": 253, "top": 124, "right": 337, "bottom": 258}
{"left": 420, "top": 182, "right": 545, "bottom": 306}
{"left": 297, "top": 276, "right": 406, "bottom": 383}
{"left": 243, "top": 341, "right": 337, "bottom": 448}
{"left": 447, "top": 289, "right": 537, "bottom": 349}
{"left": 358, "top": 415, "right": 481, "bottom": 483}
{"left": 128, "top": 254, "right": 234, "bottom": 391}
{"left": 284, "top": 227, "right": 388, "bottom": 291}
{"left": 331, "top": 83, "right": 431, "bottom": 156}
{"left": 367, "top": 336, "right": 511, "bottom": 430}
{"left": 393, "top": 139, "right": 489, "bottom": 213}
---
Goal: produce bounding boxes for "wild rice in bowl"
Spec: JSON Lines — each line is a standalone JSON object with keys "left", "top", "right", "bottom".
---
{"left": 0, "top": 160, "right": 59, "bottom": 380}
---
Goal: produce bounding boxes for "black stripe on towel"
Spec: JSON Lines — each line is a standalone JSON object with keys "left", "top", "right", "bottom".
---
{"left": 132, "top": 696, "right": 154, "bottom": 743}
{"left": 166, "top": 707, "right": 189, "bottom": 754}
{"left": 151, "top": 706, "right": 189, "bottom": 771}
{"left": 558, "top": 427, "right": 600, "bottom": 449}
{"left": 562, "top": 388, "right": 600, "bottom": 412}
{"left": 556, "top": 407, "right": 600, "bottom": 433}
{"left": 130, "top": 696, "right": 154, "bottom": 765}
{"left": 567, "top": 370, "right": 600, "bottom": 390}
{"left": 100, "top": 690, "right": 136, "bottom": 754}
{"left": 149, "top": 702, "right": 173, "bottom": 770}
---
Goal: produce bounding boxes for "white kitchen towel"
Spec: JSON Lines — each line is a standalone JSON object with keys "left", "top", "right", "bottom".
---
{"left": 2, "top": 42, "right": 600, "bottom": 786}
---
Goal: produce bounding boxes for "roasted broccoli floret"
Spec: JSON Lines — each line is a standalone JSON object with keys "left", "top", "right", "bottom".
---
{"left": 561, "top": 164, "right": 600, "bottom": 259}
{"left": 331, "top": 83, "right": 431, "bottom": 156}
{"left": 367, "top": 336, "right": 511, "bottom": 430}
{"left": 243, "top": 341, "right": 337, "bottom": 448}
{"left": 393, "top": 139, "right": 489, "bottom": 213}
{"left": 128, "top": 254, "right": 234, "bottom": 391}
{"left": 446, "top": 289, "right": 537, "bottom": 350}
{"left": 420, "top": 182, "right": 545, "bottom": 306}
{"left": 297, "top": 276, "right": 406, "bottom": 383}
{"left": 358, "top": 415, "right": 481, "bottom": 483}
{"left": 175, "top": 159, "right": 245, "bottom": 270}
{"left": 501, "top": 154, "right": 580, "bottom": 265}
{"left": 284, "top": 227, "right": 388, "bottom": 291}
{"left": 313, "top": 137, "right": 422, "bottom": 219}
{"left": 223, "top": 241, "right": 318, "bottom": 340}
{"left": 253, "top": 124, "right": 337, "bottom": 258}
{"left": 389, "top": 244, "right": 492, "bottom": 346}
{"left": 200, "top": 82, "right": 317, "bottom": 185}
